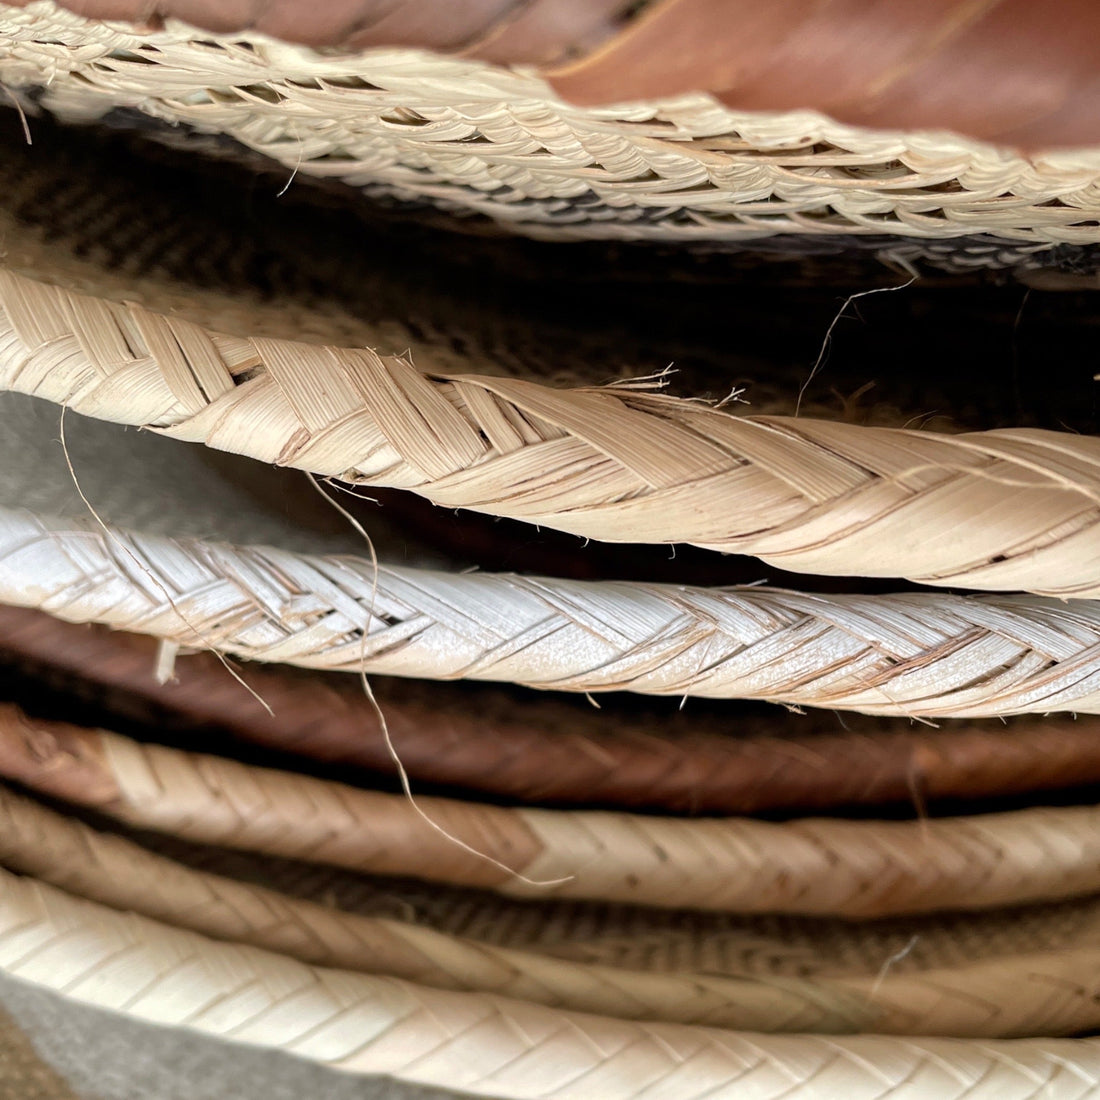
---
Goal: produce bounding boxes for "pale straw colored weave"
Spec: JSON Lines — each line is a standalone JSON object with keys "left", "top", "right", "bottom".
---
{"left": 3, "top": 507, "right": 1100, "bottom": 717}
{"left": 10, "top": 779, "right": 1100, "bottom": 1039}
{"left": 143, "top": 828, "right": 1100, "bottom": 983}
{"left": 3, "top": 2, "right": 1100, "bottom": 251}
{"left": 0, "top": 131, "right": 1076, "bottom": 434}
{"left": 2, "top": 269, "right": 1100, "bottom": 596}
{"left": 15, "top": 776, "right": 1100, "bottom": 1040}
{"left": 4, "top": 867, "right": 1100, "bottom": 1099}
{"left": 4, "top": 6, "right": 1100, "bottom": 1091}
{"left": 9, "top": 708, "right": 1100, "bottom": 919}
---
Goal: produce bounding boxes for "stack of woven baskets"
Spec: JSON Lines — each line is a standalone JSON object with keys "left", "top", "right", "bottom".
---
{"left": 2, "top": 3, "right": 1100, "bottom": 1098}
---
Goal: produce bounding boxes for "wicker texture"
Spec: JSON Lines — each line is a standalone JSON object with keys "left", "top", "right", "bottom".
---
{"left": 3, "top": 868, "right": 1100, "bottom": 1099}
{"left": 3, "top": 3, "right": 1100, "bottom": 248}
{"left": 4, "top": 4, "right": 1100, "bottom": 1088}
{"left": 7, "top": 0, "right": 1100, "bottom": 151}
{"left": 132, "top": 830, "right": 1100, "bottom": 981}
{"left": 8, "top": 706, "right": 1100, "bottom": 919}
{"left": 5, "top": 508, "right": 1100, "bottom": 717}
{"left": 11, "top": 779, "right": 1100, "bottom": 1038}
{"left": 9, "top": 606, "right": 1100, "bottom": 814}
{"left": 9, "top": 0, "right": 1100, "bottom": 158}
{"left": 3, "top": 270, "right": 1100, "bottom": 596}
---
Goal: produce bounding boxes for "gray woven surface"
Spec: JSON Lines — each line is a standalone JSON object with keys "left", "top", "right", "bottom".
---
{"left": 0, "top": 390, "right": 417, "bottom": 559}
{"left": 0, "top": 970, "right": 468, "bottom": 1100}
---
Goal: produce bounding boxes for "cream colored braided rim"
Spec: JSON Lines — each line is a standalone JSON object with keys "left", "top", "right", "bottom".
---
{"left": 2, "top": 2, "right": 1100, "bottom": 247}
{"left": 3, "top": 864, "right": 1100, "bottom": 1099}
{"left": 3, "top": 269, "right": 1100, "bottom": 597}
{"left": 3, "top": 777, "right": 1100, "bottom": 1040}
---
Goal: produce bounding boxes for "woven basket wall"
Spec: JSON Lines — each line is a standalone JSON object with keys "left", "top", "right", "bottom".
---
{"left": 2, "top": 4, "right": 1100, "bottom": 1099}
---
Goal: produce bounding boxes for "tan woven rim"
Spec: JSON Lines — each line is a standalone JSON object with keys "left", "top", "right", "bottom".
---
{"left": 9, "top": 0, "right": 1100, "bottom": 154}
{"left": 3, "top": 3, "right": 1100, "bottom": 248}
{"left": 2, "top": 865, "right": 1100, "bottom": 1098}
{"left": 6, "top": 704, "right": 1100, "bottom": 918}
{"left": 9, "top": 779, "right": 1100, "bottom": 1038}
{"left": 3, "top": 268, "right": 1100, "bottom": 596}
{"left": 8, "top": 779, "right": 1100, "bottom": 1039}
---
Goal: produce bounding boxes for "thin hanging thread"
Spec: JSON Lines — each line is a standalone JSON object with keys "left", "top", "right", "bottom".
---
{"left": 304, "top": 472, "right": 572, "bottom": 889}
{"left": 58, "top": 406, "right": 274, "bottom": 716}
{"left": 796, "top": 277, "right": 916, "bottom": 416}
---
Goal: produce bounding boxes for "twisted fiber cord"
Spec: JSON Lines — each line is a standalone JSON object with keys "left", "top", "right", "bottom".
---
{"left": 6, "top": 509, "right": 1100, "bottom": 718}
{"left": 9, "top": 705, "right": 1100, "bottom": 918}
{"left": 5, "top": 272, "right": 1100, "bottom": 596}
{"left": 5, "top": 876, "right": 1100, "bottom": 1100}
{"left": 9, "top": 606, "right": 1100, "bottom": 814}
{"left": 13, "top": 783, "right": 1100, "bottom": 1038}
{"left": 5, "top": 5, "right": 1100, "bottom": 249}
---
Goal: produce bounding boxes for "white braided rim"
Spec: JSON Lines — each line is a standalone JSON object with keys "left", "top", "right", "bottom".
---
{"left": 3, "top": 3, "right": 1100, "bottom": 249}
{"left": 5, "top": 509, "right": 1100, "bottom": 717}
{"left": 4, "top": 865, "right": 1100, "bottom": 1099}
{"left": 10, "top": 603, "right": 1100, "bottom": 815}
{"left": 5, "top": 778, "right": 1100, "bottom": 1040}
{"left": 9, "top": 708, "right": 1100, "bottom": 919}
{"left": 3, "top": 270, "right": 1100, "bottom": 596}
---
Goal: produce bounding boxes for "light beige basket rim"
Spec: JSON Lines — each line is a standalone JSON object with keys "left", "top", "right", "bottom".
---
{"left": 4, "top": 865, "right": 1100, "bottom": 1099}
{"left": 3, "top": 267, "right": 1100, "bottom": 597}
{"left": 5, "top": 0, "right": 1100, "bottom": 250}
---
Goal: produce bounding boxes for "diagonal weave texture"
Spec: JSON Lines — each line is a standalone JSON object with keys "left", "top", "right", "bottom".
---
{"left": 4, "top": 508, "right": 1100, "bottom": 717}
{"left": 4, "top": 3, "right": 1100, "bottom": 249}
{"left": 9, "top": 605, "right": 1100, "bottom": 814}
{"left": 11, "top": 0, "right": 1100, "bottom": 154}
{"left": 10, "top": 706, "right": 1100, "bottom": 919}
{"left": 3, "top": 270, "right": 1100, "bottom": 595}
{"left": 139, "top": 824, "right": 1100, "bottom": 981}
{"left": 4, "top": 868, "right": 1100, "bottom": 1099}
{"left": 13, "top": 779, "right": 1100, "bottom": 1039}
{"left": 12, "top": 778, "right": 1100, "bottom": 1038}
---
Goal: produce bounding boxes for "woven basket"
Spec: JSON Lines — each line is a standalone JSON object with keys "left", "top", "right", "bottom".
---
{"left": 3, "top": 1, "right": 1100, "bottom": 275}
{"left": 3, "top": 5, "right": 1100, "bottom": 1099}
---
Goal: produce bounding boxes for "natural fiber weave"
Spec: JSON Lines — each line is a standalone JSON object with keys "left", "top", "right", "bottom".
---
{"left": 3, "top": 868, "right": 1100, "bottom": 1099}
{"left": 10, "top": 779, "right": 1100, "bottom": 1039}
{"left": 0, "top": 113, "right": 982, "bottom": 427}
{"left": 0, "top": 115, "right": 1050, "bottom": 451}
{"left": 5, "top": 3, "right": 1100, "bottom": 250}
{"left": 2, "top": 115, "right": 1096, "bottom": 439}
{"left": 5, "top": 508, "right": 1100, "bottom": 717}
{"left": 3, "top": 270, "right": 1100, "bottom": 596}
{"left": 143, "top": 828, "right": 1100, "bottom": 981}
{"left": 8, "top": 705, "right": 1100, "bottom": 918}
{"left": 12, "top": 0, "right": 1100, "bottom": 158}
{"left": 8, "top": 606, "right": 1100, "bottom": 814}
{"left": 5, "top": 7, "right": 1100, "bottom": 1087}
{"left": 11, "top": 779, "right": 1100, "bottom": 1038}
